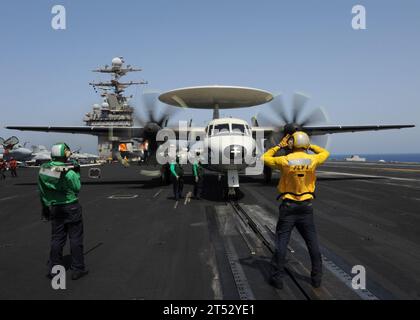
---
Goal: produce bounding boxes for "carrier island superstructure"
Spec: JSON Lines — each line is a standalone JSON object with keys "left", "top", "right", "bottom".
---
{"left": 83, "top": 57, "right": 146, "bottom": 159}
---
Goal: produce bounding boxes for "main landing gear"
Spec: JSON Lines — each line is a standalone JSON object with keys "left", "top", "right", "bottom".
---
{"left": 263, "top": 165, "right": 272, "bottom": 184}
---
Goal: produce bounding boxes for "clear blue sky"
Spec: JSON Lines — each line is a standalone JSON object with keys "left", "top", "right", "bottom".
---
{"left": 1, "top": 0, "right": 419, "bottom": 154}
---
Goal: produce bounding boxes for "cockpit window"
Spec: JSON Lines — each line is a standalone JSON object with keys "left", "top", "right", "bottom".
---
{"left": 213, "top": 124, "right": 230, "bottom": 134}
{"left": 232, "top": 124, "right": 245, "bottom": 134}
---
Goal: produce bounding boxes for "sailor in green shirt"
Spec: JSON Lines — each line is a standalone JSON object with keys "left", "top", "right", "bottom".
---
{"left": 192, "top": 152, "right": 204, "bottom": 200}
{"left": 170, "top": 154, "right": 184, "bottom": 201}
{"left": 39, "top": 143, "right": 88, "bottom": 281}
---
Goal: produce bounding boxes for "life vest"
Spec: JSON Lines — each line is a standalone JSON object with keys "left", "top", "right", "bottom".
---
{"left": 9, "top": 160, "right": 17, "bottom": 169}
{"left": 174, "top": 163, "right": 184, "bottom": 176}
{"left": 194, "top": 162, "right": 204, "bottom": 177}
{"left": 262, "top": 145, "right": 330, "bottom": 202}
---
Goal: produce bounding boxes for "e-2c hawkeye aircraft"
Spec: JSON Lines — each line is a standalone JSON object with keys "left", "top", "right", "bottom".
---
{"left": 6, "top": 85, "right": 415, "bottom": 198}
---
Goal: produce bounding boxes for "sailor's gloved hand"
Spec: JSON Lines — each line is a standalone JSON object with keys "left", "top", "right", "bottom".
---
{"left": 195, "top": 176, "right": 199, "bottom": 183}
{"left": 278, "top": 134, "right": 291, "bottom": 149}
{"left": 70, "top": 160, "right": 81, "bottom": 173}
{"left": 73, "top": 163, "right": 81, "bottom": 173}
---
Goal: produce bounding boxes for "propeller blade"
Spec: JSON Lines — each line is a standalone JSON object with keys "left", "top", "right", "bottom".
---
{"left": 155, "top": 104, "right": 179, "bottom": 127}
{"left": 141, "top": 91, "right": 160, "bottom": 123}
{"left": 310, "top": 135, "right": 330, "bottom": 149}
{"left": 292, "top": 92, "right": 310, "bottom": 123}
{"left": 133, "top": 109, "right": 148, "bottom": 127}
{"left": 142, "top": 90, "right": 180, "bottom": 128}
{"left": 270, "top": 135, "right": 277, "bottom": 146}
{"left": 256, "top": 111, "right": 283, "bottom": 128}
{"left": 300, "top": 106, "right": 329, "bottom": 126}
{"left": 268, "top": 130, "right": 285, "bottom": 147}
{"left": 269, "top": 94, "right": 290, "bottom": 124}
{"left": 251, "top": 116, "right": 259, "bottom": 127}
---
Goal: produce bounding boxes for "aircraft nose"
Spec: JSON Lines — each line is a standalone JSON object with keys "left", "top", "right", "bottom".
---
{"left": 223, "top": 145, "right": 246, "bottom": 162}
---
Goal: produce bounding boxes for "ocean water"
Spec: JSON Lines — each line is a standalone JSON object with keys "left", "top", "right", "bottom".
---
{"left": 330, "top": 154, "right": 420, "bottom": 163}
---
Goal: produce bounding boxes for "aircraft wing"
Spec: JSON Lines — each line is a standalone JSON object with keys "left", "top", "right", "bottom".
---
{"left": 252, "top": 124, "right": 415, "bottom": 137}
{"left": 6, "top": 126, "right": 144, "bottom": 137}
{"left": 251, "top": 127, "right": 277, "bottom": 138}
{"left": 303, "top": 124, "right": 415, "bottom": 135}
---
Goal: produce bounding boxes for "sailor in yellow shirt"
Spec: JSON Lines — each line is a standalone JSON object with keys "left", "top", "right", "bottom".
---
{"left": 262, "top": 131, "right": 329, "bottom": 289}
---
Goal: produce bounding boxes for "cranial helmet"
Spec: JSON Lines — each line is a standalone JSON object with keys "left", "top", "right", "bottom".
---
{"left": 291, "top": 131, "right": 310, "bottom": 150}
{"left": 51, "top": 143, "right": 71, "bottom": 159}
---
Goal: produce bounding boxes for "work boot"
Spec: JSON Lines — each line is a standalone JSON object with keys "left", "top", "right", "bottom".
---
{"left": 311, "top": 273, "right": 322, "bottom": 288}
{"left": 269, "top": 276, "right": 284, "bottom": 290}
{"left": 71, "top": 270, "right": 89, "bottom": 280}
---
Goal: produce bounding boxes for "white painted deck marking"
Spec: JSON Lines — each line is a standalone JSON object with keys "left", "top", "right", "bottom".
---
{"left": 184, "top": 192, "right": 192, "bottom": 205}
{"left": 108, "top": 194, "right": 138, "bottom": 199}
{"left": 318, "top": 170, "right": 419, "bottom": 182}
{"left": 0, "top": 196, "right": 19, "bottom": 202}
{"left": 153, "top": 189, "right": 163, "bottom": 198}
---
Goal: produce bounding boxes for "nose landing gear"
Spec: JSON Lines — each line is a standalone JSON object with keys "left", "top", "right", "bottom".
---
{"left": 218, "top": 170, "right": 241, "bottom": 200}
{"left": 226, "top": 187, "right": 240, "bottom": 201}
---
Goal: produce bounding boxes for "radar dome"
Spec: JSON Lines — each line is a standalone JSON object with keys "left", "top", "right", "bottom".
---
{"left": 101, "top": 102, "right": 110, "bottom": 108}
{"left": 112, "top": 57, "right": 123, "bottom": 68}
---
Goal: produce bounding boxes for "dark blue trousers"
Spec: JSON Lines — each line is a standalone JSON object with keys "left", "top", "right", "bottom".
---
{"left": 48, "top": 203, "right": 86, "bottom": 273}
{"left": 172, "top": 176, "right": 184, "bottom": 200}
{"left": 271, "top": 200, "right": 322, "bottom": 281}
{"left": 193, "top": 176, "right": 204, "bottom": 198}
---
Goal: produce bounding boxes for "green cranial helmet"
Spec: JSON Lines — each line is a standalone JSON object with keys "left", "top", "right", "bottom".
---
{"left": 51, "top": 143, "right": 71, "bottom": 159}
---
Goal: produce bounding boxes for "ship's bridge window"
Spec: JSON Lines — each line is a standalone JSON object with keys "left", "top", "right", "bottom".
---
{"left": 232, "top": 124, "right": 245, "bottom": 134}
{"left": 213, "top": 123, "right": 230, "bottom": 135}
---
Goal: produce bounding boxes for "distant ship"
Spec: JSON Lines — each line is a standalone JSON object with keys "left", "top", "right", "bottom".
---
{"left": 345, "top": 155, "right": 366, "bottom": 162}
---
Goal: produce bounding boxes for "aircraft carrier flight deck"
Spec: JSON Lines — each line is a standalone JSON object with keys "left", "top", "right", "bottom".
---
{"left": 0, "top": 161, "right": 419, "bottom": 300}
